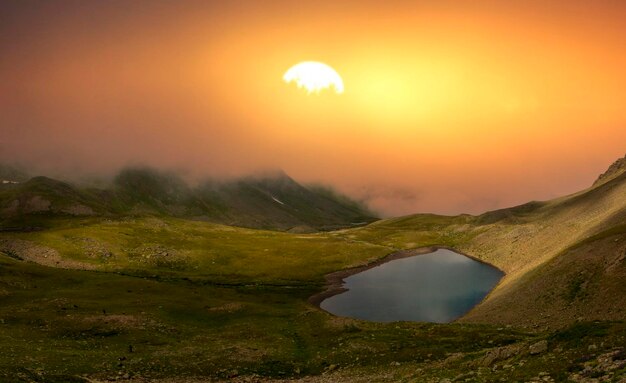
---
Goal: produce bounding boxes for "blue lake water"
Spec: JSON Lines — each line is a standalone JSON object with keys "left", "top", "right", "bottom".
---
{"left": 320, "top": 249, "right": 503, "bottom": 323}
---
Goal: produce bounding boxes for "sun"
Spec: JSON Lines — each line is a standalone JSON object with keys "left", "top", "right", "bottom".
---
{"left": 283, "top": 61, "right": 344, "bottom": 94}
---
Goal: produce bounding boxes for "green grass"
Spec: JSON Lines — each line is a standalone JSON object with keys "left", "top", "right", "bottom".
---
{"left": 0, "top": 254, "right": 534, "bottom": 382}
{"left": 2, "top": 254, "right": 625, "bottom": 382}
{"left": 331, "top": 214, "right": 479, "bottom": 250}
{"left": 1, "top": 173, "right": 625, "bottom": 382}
{"left": 1, "top": 217, "right": 393, "bottom": 284}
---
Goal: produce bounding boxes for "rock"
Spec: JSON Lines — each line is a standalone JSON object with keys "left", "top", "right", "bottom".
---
{"left": 530, "top": 340, "right": 548, "bottom": 355}
{"left": 475, "top": 345, "right": 521, "bottom": 366}
{"left": 444, "top": 353, "right": 465, "bottom": 364}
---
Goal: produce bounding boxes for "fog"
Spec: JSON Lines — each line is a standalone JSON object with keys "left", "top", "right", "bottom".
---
{"left": 2, "top": 1, "right": 625, "bottom": 216}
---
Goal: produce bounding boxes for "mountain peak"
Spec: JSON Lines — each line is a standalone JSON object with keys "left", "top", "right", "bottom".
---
{"left": 243, "top": 169, "right": 292, "bottom": 181}
{"left": 593, "top": 154, "right": 626, "bottom": 187}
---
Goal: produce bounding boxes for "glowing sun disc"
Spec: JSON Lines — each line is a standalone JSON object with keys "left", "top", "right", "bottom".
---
{"left": 283, "top": 61, "right": 344, "bottom": 94}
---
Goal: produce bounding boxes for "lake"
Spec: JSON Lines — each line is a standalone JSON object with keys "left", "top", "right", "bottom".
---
{"left": 320, "top": 248, "right": 503, "bottom": 323}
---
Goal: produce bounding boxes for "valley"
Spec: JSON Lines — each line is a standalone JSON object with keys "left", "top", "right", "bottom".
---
{"left": 0, "top": 155, "right": 625, "bottom": 382}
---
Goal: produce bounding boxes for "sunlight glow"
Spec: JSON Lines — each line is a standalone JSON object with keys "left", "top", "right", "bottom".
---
{"left": 283, "top": 61, "right": 344, "bottom": 94}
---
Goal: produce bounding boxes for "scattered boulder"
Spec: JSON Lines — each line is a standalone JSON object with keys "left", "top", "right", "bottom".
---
{"left": 325, "top": 364, "right": 338, "bottom": 372}
{"left": 475, "top": 344, "right": 522, "bottom": 366}
{"left": 529, "top": 340, "right": 549, "bottom": 355}
{"left": 444, "top": 352, "right": 465, "bottom": 364}
{"left": 569, "top": 349, "right": 626, "bottom": 382}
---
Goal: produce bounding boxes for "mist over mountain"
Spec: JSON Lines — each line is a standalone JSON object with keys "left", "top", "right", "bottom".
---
{"left": 0, "top": 166, "right": 376, "bottom": 232}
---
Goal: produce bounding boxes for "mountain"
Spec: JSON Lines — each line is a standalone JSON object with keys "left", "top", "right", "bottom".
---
{"left": 195, "top": 171, "right": 375, "bottom": 231}
{"left": 112, "top": 168, "right": 204, "bottom": 216}
{"left": 0, "top": 176, "right": 110, "bottom": 227}
{"left": 0, "top": 164, "right": 30, "bottom": 183}
{"left": 458, "top": 166, "right": 626, "bottom": 329}
{"left": 2, "top": 157, "right": 624, "bottom": 329}
{"left": 0, "top": 156, "right": 625, "bottom": 381}
{"left": 0, "top": 167, "right": 376, "bottom": 232}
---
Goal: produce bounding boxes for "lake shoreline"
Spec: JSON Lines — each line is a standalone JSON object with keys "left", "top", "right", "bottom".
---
{"left": 308, "top": 245, "right": 505, "bottom": 317}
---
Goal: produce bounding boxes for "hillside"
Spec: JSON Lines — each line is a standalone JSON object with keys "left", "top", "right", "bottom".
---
{"left": 341, "top": 155, "right": 626, "bottom": 329}
{"left": 0, "top": 156, "right": 624, "bottom": 382}
{"left": 458, "top": 170, "right": 626, "bottom": 328}
{"left": 2, "top": 157, "right": 624, "bottom": 328}
{"left": 195, "top": 172, "right": 375, "bottom": 231}
{"left": 0, "top": 176, "right": 112, "bottom": 224}
{"left": 0, "top": 167, "right": 376, "bottom": 232}
{"left": 594, "top": 154, "right": 626, "bottom": 186}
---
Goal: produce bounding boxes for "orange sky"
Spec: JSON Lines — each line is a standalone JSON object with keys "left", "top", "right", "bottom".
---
{"left": 1, "top": 1, "right": 625, "bottom": 215}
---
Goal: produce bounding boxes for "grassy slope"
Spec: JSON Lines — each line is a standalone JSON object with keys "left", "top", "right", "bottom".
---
{"left": 0, "top": 201, "right": 624, "bottom": 381}
{"left": 0, "top": 159, "right": 624, "bottom": 381}
{"left": 0, "top": 243, "right": 529, "bottom": 382}
{"left": 0, "top": 217, "right": 391, "bottom": 284}
{"left": 337, "top": 172, "right": 626, "bottom": 329}
{"left": 460, "top": 225, "right": 626, "bottom": 329}
{"left": 4, "top": 252, "right": 626, "bottom": 383}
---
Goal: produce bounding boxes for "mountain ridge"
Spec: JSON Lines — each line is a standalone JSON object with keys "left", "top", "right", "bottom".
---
{"left": 0, "top": 155, "right": 625, "bottom": 381}
{"left": 593, "top": 153, "right": 626, "bottom": 186}
{"left": 1, "top": 156, "right": 624, "bottom": 331}
{"left": 0, "top": 167, "right": 377, "bottom": 232}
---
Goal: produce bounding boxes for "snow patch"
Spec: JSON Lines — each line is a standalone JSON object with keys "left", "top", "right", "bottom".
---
{"left": 271, "top": 196, "right": 285, "bottom": 205}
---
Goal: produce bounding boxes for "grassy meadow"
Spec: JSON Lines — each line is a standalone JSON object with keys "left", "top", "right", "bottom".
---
{"left": 0, "top": 168, "right": 625, "bottom": 381}
{"left": 1, "top": 212, "right": 626, "bottom": 382}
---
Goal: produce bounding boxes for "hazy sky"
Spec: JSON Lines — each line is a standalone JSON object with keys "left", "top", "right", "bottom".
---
{"left": 1, "top": 0, "right": 625, "bottom": 216}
